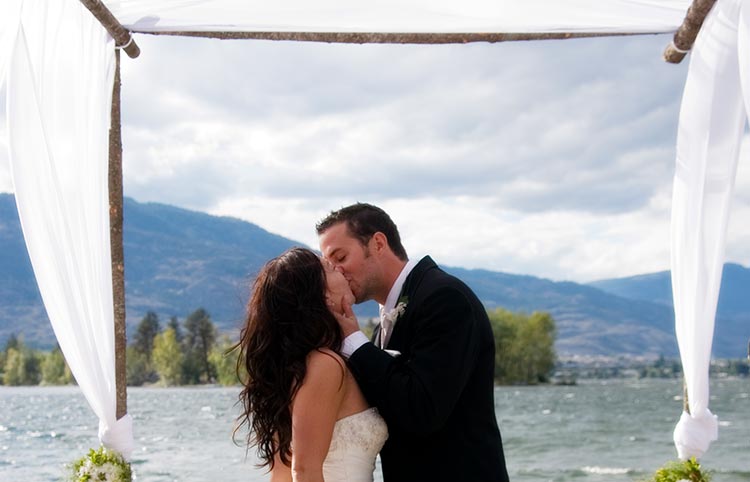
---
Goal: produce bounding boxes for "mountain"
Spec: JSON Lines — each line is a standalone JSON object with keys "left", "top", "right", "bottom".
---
{"left": 590, "top": 265, "right": 750, "bottom": 359}
{"left": 1, "top": 193, "right": 747, "bottom": 357}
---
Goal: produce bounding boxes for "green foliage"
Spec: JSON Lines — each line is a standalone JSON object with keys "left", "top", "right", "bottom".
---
{"left": 133, "top": 312, "right": 160, "bottom": 362}
{"left": 69, "top": 446, "right": 132, "bottom": 482}
{"left": 167, "top": 316, "right": 183, "bottom": 343}
{"left": 183, "top": 308, "right": 217, "bottom": 384}
{"left": 152, "top": 327, "right": 183, "bottom": 386}
{"left": 41, "top": 345, "right": 73, "bottom": 385}
{"left": 125, "top": 347, "right": 151, "bottom": 386}
{"left": 643, "top": 457, "right": 711, "bottom": 482}
{"left": 488, "top": 308, "right": 557, "bottom": 385}
{"left": 4, "top": 333, "right": 20, "bottom": 352}
{"left": 209, "top": 335, "right": 240, "bottom": 386}
{"left": 128, "top": 312, "right": 160, "bottom": 384}
{"left": 2, "top": 339, "right": 42, "bottom": 386}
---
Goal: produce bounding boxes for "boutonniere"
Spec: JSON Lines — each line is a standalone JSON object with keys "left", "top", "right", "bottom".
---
{"left": 383, "top": 296, "right": 408, "bottom": 324}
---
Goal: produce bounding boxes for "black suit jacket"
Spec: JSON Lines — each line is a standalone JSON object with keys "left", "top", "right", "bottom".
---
{"left": 348, "top": 256, "right": 509, "bottom": 482}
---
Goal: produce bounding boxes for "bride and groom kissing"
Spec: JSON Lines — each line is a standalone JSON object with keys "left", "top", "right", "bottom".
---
{"left": 236, "top": 203, "right": 509, "bottom": 482}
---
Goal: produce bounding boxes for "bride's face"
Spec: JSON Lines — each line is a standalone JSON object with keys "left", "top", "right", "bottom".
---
{"left": 323, "top": 258, "right": 354, "bottom": 312}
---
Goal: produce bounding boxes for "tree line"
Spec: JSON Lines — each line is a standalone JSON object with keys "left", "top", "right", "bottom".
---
{"left": 0, "top": 307, "right": 558, "bottom": 387}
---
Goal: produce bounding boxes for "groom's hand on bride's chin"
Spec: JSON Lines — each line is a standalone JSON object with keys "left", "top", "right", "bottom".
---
{"left": 333, "top": 302, "right": 359, "bottom": 337}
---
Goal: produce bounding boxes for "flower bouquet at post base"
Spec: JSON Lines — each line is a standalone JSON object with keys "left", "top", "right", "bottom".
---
{"left": 69, "top": 446, "right": 132, "bottom": 482}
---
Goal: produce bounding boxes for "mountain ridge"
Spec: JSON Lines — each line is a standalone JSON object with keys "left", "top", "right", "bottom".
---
{"left": 1, "top": 193, "right": 747, "bottom": 357}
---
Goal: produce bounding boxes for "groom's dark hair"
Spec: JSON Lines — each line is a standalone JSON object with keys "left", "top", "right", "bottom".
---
{"left": 317, "top": 203, "right": 408, "bottom": 261}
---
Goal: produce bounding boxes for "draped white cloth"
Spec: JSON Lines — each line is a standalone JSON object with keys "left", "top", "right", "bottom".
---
{"left": 0, "top": 0, "right": 133, "bottom": 459}
{"left": 670, "top": 0, "right": 750, "bottom": 460}
{"left": 105, "top": 0, "right": 691, "bottom": 33}
{"left": 0, "top": 0, "right": 740, "bottom": 465}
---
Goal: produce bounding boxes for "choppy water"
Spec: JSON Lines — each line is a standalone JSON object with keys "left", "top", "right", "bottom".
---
{"left": 1, "top": 378, "right": 748, "bottom": 481}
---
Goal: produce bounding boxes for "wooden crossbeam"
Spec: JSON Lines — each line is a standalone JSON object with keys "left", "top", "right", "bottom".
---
{"left": 142, "top": 30, "right": 637, "bottom": 44}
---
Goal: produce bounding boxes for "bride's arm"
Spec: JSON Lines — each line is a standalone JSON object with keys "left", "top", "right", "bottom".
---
{"left": 290, "top": 349, "right": 346, "bottom": 482}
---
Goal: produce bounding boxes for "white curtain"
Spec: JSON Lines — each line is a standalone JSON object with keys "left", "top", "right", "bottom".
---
{"left": 104, "top": 0, "right": 691, "bottom": 34}
{"left": 0, "top": 0, "right": 22, "bottom": 82}
{"left": 670, "top": 0, "right": 749, "bottom": 460}
{"left": 1, "top": 0, "right": 133, "bottom": 459}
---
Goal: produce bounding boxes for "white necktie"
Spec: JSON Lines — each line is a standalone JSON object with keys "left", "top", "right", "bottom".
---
{"left": 379, "top": 307, "right": 392, "bottom": 349}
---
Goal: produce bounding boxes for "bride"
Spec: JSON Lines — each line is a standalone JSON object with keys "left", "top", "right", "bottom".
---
{"left": 236, "top": 247, "right": 388, "bottom": 482}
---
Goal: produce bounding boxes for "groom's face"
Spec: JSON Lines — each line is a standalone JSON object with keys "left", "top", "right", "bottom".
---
{"left": 319, "top": 222, "right": 381, "bottom": 304}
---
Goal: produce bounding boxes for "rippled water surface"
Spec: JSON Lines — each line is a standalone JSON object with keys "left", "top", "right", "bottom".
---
{"left": 1, "top": 378, "right": 748, "bottom": 481}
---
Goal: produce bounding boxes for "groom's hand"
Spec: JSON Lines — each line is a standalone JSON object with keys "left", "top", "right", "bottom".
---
{"left": 333, "top": 300, "right": 360, "bottom": 337}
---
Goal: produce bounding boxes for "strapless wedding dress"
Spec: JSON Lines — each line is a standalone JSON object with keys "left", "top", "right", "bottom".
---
{"left": 323, "top": 407, "right": 388, "bottom": 482}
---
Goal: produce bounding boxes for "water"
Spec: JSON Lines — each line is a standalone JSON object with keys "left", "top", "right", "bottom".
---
{"left": 1, "top": 378, "right": 748, "bottom": 481}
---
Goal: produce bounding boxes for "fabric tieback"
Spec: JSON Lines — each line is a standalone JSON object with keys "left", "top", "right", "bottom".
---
{"left": 99, "top": 414, "right": 135, "bottom": 460}
{"left": 673, "top": 408, "right": 718, "bottom": 460}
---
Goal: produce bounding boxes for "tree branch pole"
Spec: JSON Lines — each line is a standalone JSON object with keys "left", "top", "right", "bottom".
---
{"left": 109, "top": 49, "right": 128, "bottom": 421}
{"left": 142, "top": 30, "right": 639, "bottom": 44}
{"left": 663, "top": 0, "right": 717, "bottom": 63}
{"left": 79, "top": 0, "right": 140, "bottom": 58}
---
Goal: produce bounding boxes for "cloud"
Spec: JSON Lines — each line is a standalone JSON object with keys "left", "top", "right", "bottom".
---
{"left": 119, "top": 34, "right": 689, "bottom": 216}
{"left": 3, "top": 32, "right": 750, "bottom": 282}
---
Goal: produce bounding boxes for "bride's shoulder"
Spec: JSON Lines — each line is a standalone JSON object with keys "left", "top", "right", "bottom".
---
{"left": 306, "top": 348, "right": 346, "bottom": 379}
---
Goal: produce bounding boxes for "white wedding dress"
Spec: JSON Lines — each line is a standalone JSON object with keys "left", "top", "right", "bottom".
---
{"left": 323, "top": 407, "right": 388, "bottom": 482}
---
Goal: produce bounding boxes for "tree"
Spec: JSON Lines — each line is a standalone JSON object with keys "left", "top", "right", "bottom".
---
{"left": 167, "top": 316, "right": 183, "bottom": 344}
{"left": 488, "top": 308, "right": 556, "bottom": 385}
{"left": 4, "top": 333, "right": 20, "bottom": 352}
{"left": 153, "top": 327, "right": 183, "bottom": 386}
{"left": 129, "top": 311, "right": 161, "bottom": 384}
{"left": 183, "top": 308, "right": 217, "bottom": 384}
{"left": 133, "top": 311, "right": 160, "bottom": 362}
{"left": 41, "top": 345, "right": 73, "bottom": 385}
{"left": 3, "top": 348, "right": 23, "bottom": 385}
{"left": 209, "top": 335, "right": 240, "bottom": 386}
{"left": 125, "top": 346, "right": 151, "bottom": 386}
{"left": 3, "top": 344, "right": 41, "bottom": 386}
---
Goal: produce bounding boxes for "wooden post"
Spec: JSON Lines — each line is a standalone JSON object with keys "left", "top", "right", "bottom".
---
{"left": 109, "top": 49, "right": 128, "bottom": 420}
{"left": 683, "top": 378, "right": 690, "bottom": 414}
{"left": 663, "top": 0, "right": 717, "bottom": 63}
{"left": 79, "top": 0, "right": 140, "bottom": 59}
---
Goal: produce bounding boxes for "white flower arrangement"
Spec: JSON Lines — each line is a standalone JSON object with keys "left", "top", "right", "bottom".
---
{"left": 383, "top": 298, "right": 408, "bottom": 325}
{"left": 69, "top": 446, "right": 132, "bottom": 482}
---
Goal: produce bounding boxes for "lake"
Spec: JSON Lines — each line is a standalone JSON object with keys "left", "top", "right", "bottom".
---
{"left": 1, "top": 378, "right": 748, "bottom": 481}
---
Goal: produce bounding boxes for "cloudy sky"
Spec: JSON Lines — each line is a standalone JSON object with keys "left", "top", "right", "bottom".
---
{"left": 2, "top": 32, "right": 750, "bottom": 282}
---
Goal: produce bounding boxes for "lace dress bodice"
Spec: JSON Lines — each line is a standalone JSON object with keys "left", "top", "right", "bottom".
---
{"left": 323, "top": 408, "right": 388, "bottom": 482}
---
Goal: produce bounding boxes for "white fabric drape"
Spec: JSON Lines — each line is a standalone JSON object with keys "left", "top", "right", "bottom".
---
{"left": 2, "top": 0, "right": 133, "bottom": 458}
{"left": 670, "top": 0, "right": 749, "bottom": 460}
{"left": 104, "top": 0, "right": 691, "bottom": 34}
{"left": 0, "top": 0, "right": 22, "bottom": 84}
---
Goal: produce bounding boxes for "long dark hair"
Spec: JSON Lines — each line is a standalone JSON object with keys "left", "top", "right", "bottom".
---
{"left": 235, "top": 247, "right": 343, "bottom": 468}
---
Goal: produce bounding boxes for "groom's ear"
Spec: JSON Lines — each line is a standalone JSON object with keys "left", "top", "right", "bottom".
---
{"left": 370, "top": 231, "right": 389, "bottom": 255}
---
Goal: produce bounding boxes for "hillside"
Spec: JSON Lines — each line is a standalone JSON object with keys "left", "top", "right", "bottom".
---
{"left": 2, "top": 193, "right": 747, "bottom": 357}
{"left": 590, "top": 265, "right": 750, "bottom": 358}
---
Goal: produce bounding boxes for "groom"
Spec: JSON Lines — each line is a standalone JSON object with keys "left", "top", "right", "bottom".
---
{"left": 317, "top": 203, "right": 509, "bottom": 482}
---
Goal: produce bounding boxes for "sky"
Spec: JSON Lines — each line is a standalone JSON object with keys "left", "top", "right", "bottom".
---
{"left": 2, "top": 32, "right": 750, "bottom": 283}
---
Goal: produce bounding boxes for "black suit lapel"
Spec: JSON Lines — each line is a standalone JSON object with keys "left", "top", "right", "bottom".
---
{"left": 385, "top": 256, "right": 436, "bottom": 349}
